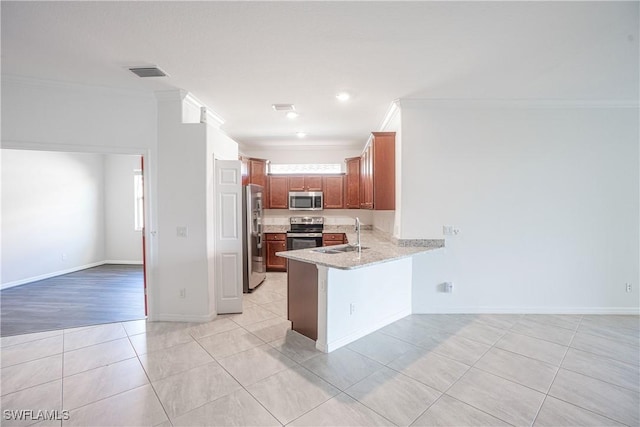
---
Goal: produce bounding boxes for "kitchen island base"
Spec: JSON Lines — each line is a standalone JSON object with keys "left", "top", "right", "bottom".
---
{"left": 317, "top": 257, "right": 412, "bottom": 352}
{"left": 287, "top": 259, "right": 318, "bottom": 340}
{"left": 286, "top": 257, "right": 412, "bottom": 353}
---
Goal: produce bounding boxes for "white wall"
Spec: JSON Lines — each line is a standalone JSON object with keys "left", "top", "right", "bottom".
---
{"left": 104, "top": 154, "right": 143, "bottom": 263}
{"left": 1, "top": 76, "right": 157, "bottom": 152}
{"left": 154, "top": 90, "right": 241, "bottom": 322}
{"left": 401, "top": 101, "right": 639, "bottom": 313}
{"left": 1, "top": 150, "right": 146, "bottom": 288}
{"left": 1, "top": 149, "right": 106, "bottom": 287}
{"left": 1, "top": 77, "right": 157, "bottom": 314}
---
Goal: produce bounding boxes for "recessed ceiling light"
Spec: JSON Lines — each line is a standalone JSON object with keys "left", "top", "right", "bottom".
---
{"left": 336, "top": 92, "right": 351, "bottom": 102}
{"left": 296, "top": 132, "right": 307, "bottom": 138}
{"left": 272, "top": 104, "right": 295, "bottom": 112}
{"left": 286, "top": 111, "right": 299, "bottom": 119}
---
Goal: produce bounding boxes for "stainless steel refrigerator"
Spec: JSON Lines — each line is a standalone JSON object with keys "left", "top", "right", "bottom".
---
{"left": 243, "top": 184, "right": 266, "bottom": 292}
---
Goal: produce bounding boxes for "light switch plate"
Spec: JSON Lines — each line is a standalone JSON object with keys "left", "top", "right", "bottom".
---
{"left": 177, "top": 226, "right": 188, "bottom": 238}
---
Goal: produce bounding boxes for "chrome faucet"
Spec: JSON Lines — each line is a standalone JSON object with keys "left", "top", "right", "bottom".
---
{"left": 355, "top": 217, "right": 361, "bottom": 252}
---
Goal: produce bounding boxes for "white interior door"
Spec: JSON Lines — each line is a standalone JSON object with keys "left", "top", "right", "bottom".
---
{"left": 214, "top": 160, "right": 243, "bottom": 314}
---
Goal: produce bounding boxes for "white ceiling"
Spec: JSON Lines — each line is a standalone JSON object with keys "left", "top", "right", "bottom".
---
{"left": 2, "top": 1, "right": 638, "bottom": 150}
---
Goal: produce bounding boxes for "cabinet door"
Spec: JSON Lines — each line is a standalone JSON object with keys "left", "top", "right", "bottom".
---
{"left": 371, "top": 132, "right": 395, "bottom": 210}
{"left": 289, "top": 175, "right": 322, "bottom": 191}
{"left": 305, "top": 176, "right": 323, "bottom": 191}
{"left": 345, "top": 157, "right": 360, "bottom": 209}
{"left": 249, "top": 159, "right": 267, "bottom": 189}
{"left": 240, "top": 157, "right": 250, "bottom": 186}
{"left": 268, "top": 176, "right": 289, "bottom": 209}
{"left": 323, "top": 176, "right": 344, "bottom": 209}
{"left": 322, "top": 233, "right": 345, "bottom": 246}
{"left": 266, "top": 240, "right": 287, "bottom": 271}
{"left": 360, "top": 146, "right": 373, "bottom": 209}
{"left": 288, "top": 176, "right": 305, "bottom": 192}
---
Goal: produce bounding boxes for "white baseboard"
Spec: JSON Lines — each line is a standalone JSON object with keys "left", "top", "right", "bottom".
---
{"left": 151, "top": 312, "right": 217, "bottom": 323}
{"left": 413, "top": 306, "right": 640, "bottom": 315}
{"left": 319, "top": 308, "right": 412, "bottom": 353}
{"left": 104, "top": 260, "right": 143, "bottom": 265}
{"left": 1, "top": 261, "right": 106, "bottom": 290}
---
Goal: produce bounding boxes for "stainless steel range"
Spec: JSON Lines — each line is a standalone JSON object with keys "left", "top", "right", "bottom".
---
{"left": 287, "top": 217, "right": 324, "bottom": 250}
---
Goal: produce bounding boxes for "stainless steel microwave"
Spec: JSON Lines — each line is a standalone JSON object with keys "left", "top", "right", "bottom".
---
{"left": 289, "top": 191, "right": 323, "bottom": 211}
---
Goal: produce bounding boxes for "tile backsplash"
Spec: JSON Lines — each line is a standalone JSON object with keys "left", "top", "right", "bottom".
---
{"left": 263, "top": 209, "right": 373, "bottom": 226}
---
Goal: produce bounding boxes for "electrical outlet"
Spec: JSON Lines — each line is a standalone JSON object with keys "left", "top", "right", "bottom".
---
{"left": 443, "top": 226, "right": 460, "bottom": 236}
{"left": 349, "top": 303, "right": 356, "bottom": 315}
{"left": 626, "top": 283, "right": 632, "bottom": 293}
{"left": 442, "top": 282, "right": 454, "bottom": 293}
{"left": 61, "top": 253, "right": 67, "bottom": 261}
{"left": 179, "top": 288, "right": 186, "bottom": 298}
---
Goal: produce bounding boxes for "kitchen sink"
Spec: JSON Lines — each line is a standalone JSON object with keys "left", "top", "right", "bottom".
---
{"left": 312, "top": 245, "right": 369, "bottom": 254}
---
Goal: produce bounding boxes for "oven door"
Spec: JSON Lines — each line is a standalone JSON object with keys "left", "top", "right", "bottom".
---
{"left": 287, "top": 233, "right": 323, "bottom": 250}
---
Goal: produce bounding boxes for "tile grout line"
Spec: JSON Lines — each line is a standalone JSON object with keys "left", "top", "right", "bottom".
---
{"left": 126, "top": 322, "right": 173, "bottom": 426}
{"left": 539, "top": 317, "right": 639, "bottom": 426}
{"left": 348, "top": 317, "right": 516, "bottom": 426}
{"left": 406, "top": 320, "right": 516, "bottom": 427}
{"left": 214, "top": 310, "right": 393, "bottom": 426}
{"left": 189, "top": 326, "right": 286, "bottom": 426}
{"left": 57, "top": 324, "right": 160, "bottom": 421}
{"left": 529, "top": 316, "right": 640, "bottom": 426}
{"left": 529, "top": 314, "right": 583, "bottom": 426}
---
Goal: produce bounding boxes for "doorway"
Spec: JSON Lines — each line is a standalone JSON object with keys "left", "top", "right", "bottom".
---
{"left": 0, "top": 149, "right": 147, "bottom": 336}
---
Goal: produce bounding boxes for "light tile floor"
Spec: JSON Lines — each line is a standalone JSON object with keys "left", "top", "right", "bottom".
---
{"left": 1, "top": 272, "right": 638, "bottom": 426}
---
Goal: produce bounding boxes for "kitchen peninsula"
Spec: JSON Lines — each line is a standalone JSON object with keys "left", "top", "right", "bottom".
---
{"left": 277, "top": 230, "right": 444, "bottom": 352}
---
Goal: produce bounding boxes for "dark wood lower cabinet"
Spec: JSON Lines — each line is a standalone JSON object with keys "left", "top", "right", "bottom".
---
{"left": 265, "top": 233, "right": 287, "bottom": 272}
{"left": 287, "top": 259, "right": 318, "bottom": 340}
{"left": 322, "top": 233, "right": 346, "bottom": 246}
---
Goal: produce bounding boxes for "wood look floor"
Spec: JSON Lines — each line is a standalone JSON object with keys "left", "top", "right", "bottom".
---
{"left": 1, "top": 264, "right": 145, "bottom": 337}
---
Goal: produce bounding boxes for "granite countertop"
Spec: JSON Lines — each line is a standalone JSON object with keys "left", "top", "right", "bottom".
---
{"left": 276, "top": 230, "right": 444, "bottom": 270}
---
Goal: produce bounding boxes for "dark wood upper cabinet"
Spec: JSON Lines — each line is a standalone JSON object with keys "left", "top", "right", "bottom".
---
{"left": 288, "top": 175, "right": 322, "bottom": 192}
{"left": 240, "top": 157, "right": 268, "bottom": 188}
{"left": 360, "top": 132, "right": 395, "bottom": 210}
{"left": 249, "top": 159, "right": 267, "bottom": 189}
{"left": 360, "top": 146, "right": 373, "bottom": 209}
{"left": 323, "top": 175, "right": 344, "bottom": 209}
{"left": 268, "top": 175, "right": 288, "bottom": 209}
{"left": 345, "top": 157, "right": 360, "bottom": 209}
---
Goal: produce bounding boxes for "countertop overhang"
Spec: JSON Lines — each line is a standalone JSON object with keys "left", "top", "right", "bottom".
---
{"left": 276, "top": 230, "right": 444, "bottom": 270}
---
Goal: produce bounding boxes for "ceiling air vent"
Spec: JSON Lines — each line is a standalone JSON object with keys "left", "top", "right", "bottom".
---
{"left": 272, "top": 104, "right": 295, "bottom": 112}
{"left": 129, "top": 67, "right": 168, "bottom": 78}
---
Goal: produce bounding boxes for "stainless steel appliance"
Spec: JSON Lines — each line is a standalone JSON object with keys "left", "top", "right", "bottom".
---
{"left": 243, "top": 184, "right": 266, "bottom": 293}
{"left": 289, "top": 191, "right": 323, "bottom": 211}
{"left": 287, "top": 216, "right": 324, "bottom": 250}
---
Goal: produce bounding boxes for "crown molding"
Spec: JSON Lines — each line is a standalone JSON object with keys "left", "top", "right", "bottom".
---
{"left": 379, "top": 100, "right": 401, "bottom": 131}
{"left": 397, "top": 98, "right": 639, "bottom": 109}
{"left": 183, "top": 93, "right": 225, "bottom": 128}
